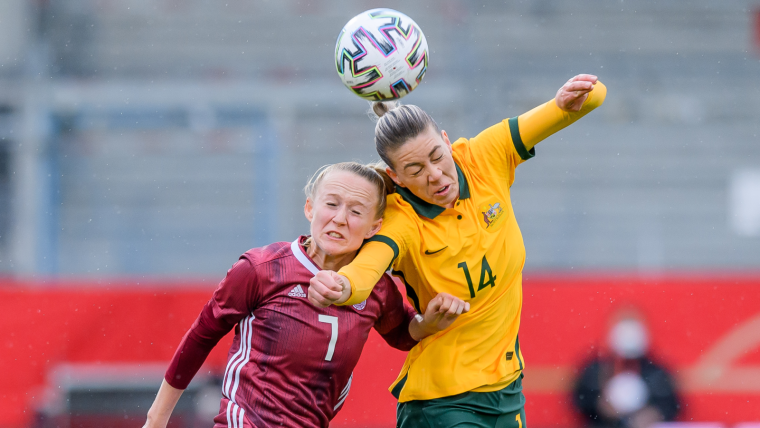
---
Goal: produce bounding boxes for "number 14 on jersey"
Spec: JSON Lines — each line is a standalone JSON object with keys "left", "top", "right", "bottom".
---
{"left": 457, "top": 255, "right": 497, "bottom": 298}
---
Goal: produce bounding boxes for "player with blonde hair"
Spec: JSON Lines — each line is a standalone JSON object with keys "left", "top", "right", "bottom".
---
{"left": 143, "top": 162, "right": 469, "bottom": 428}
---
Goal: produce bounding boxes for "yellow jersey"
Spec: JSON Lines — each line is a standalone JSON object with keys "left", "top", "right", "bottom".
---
{"left": 338, "top": 83, "right": 606, "bottom": 402}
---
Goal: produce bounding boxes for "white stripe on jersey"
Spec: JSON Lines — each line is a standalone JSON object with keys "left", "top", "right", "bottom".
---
{"left": 223, "top": 315, "right": 254, "bottom": 400}
{"left": 230, "top": 315, "right": 255, "bottom": 401}
{"left": 238, "top": 405, "right": 245, "bottom": 428}
{"left": 291, "top": 239, "right": 320, "bottom": 274}
{"left": 334, "top": 373, "right": 353, "bottom": 411}
{"left": 226, "top": 401, "right": 234, "bottom": 428}
{"left": 223, "top": 315, "right": 249, "bottom": 397}
{"left": 339, "top": 373, "right": 353, "bottom": 397}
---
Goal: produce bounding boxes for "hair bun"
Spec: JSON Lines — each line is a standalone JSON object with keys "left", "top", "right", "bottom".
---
{"left": 371, "top": 100, "right": 400, "bottom": 119}
{"left": 366, "top": 161, "right": 396, "bottom": 194}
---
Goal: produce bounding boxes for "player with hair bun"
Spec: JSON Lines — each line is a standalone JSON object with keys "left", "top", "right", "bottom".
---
{"left": 142, "top": 162, "right": 469, "bottom": 428}
{"left": 309, "top": 75, "right": 607, "bottom": 427}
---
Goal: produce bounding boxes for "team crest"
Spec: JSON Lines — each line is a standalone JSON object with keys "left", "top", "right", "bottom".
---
{"left": 353, "top": 300, "right": 367, "bottom": 311}
{"left": 480, "top": 201, "right": 506, "bottom": 230}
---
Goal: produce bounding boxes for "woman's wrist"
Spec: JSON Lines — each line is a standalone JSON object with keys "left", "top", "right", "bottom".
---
{"left": 333, "top": 274, "right": 353, "bottom": 304}
{"left": 418, "top": 314, "right": 441, "bottom": 335}
{"left": 409, "top": 313, "right": 440, "bottom": 341}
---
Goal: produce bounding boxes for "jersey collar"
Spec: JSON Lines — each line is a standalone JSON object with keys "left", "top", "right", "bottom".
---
{"left": 291, "top": 236, "right": 320, "bottom": 275}
{"left": 396, "top": 162, "right": 470, "bottom": 220}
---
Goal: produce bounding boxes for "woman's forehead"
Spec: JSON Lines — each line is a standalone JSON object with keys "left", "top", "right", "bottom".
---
{"left": 317, "top": 170, "right": 376, "bottom": 201}
{"left": 393, "top": 129, "right": 443, "bottom": 164}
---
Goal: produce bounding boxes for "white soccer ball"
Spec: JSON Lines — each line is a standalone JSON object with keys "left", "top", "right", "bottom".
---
{"left": 335, "top": 8, "right": 429, "bottom": 101}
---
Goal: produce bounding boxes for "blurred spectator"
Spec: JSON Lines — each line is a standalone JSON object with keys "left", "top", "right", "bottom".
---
{"left": 572, "top": 308, "right": 680, "bottom": 428}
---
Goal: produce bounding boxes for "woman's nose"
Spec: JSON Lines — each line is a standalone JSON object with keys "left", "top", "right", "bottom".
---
{"left": 429, "top": 167, "right": 443, "bottom": 182}
{"left": 332, "top": 207, "right": 347, "bottom": 224}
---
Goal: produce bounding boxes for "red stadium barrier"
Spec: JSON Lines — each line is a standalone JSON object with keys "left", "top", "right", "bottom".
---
{"left": 1, "top": 274, "right": 759, "bottom": 427}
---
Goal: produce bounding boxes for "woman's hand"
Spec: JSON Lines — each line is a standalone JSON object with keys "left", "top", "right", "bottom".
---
{"left": 555, "top": 74, "right": 598, "bottom": 112}
{"left": 410, "top": 292, "right": 470, "bottom": 340}
{"left": 308, "top": 271, "right": 352, "bottom": 308}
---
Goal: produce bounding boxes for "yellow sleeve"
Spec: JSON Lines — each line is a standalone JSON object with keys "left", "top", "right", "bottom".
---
{"left": 519, "top": 81, "right": 607, "bottom": 151}
{"left": 455, "top": 81, "right": 606, "bottom": 188}
{"left": 337, "top": 240, "right": 396, "bottom": 306}
{"left": 337, "top": 196, "right": 416, "bottom": 306}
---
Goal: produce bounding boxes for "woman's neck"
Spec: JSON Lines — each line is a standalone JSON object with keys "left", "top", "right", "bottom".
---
{"left": 305, "top": 240, "right": 357, "bottom": 272}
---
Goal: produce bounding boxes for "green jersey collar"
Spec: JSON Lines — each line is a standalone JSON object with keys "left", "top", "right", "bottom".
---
{"left": 396, "top": 162, "right": 470, "bottom": 219}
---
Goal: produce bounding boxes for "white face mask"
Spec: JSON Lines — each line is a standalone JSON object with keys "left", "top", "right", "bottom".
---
{"left": 608, "top": 319, "right": 649, "bottom": 359}
{"left": 604, "top": 371, "right": 649, "bottom": 414}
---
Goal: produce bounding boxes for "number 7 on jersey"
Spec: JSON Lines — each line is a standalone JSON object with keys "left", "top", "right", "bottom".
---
{"left": 318, "top": 315, "right": 338, "bottom": 361}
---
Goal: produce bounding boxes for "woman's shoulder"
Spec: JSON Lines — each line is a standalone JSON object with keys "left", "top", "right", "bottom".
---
{"left": 240, "top": 241, "right": 293, "bottom": 268}
{"left": 384, "top": 194, "right": 421, "bottom": 222}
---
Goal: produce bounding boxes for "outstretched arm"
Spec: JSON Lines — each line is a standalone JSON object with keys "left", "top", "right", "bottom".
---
{"left": 144, "top": 257, "right": 256, "bottom": 427}
{"left": 519, "top": 74, "right": 607, "bottom": 152}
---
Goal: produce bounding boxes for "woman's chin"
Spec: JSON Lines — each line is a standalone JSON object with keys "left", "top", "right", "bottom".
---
{"left": 431, "top": 192, "right": 457, "bottom": 207}
{"left": 313, "top": 239, "right": 359, "bottom": 258}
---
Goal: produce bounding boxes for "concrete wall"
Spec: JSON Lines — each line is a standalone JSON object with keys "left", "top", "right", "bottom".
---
{"left": 0, "top": 0, "right": 758, "bottom": 276}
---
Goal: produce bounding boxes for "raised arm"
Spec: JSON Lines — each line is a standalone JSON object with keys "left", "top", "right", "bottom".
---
{"left": 518, "top": 74, "right": 607, "bottom": 152}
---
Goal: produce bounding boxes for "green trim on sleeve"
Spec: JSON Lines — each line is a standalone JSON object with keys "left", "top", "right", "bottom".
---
{"left": 365, "top": 235, "right": 399, "bottom": 271}
{"left": 508, "top": 116, "right": 535, "bottom": 161}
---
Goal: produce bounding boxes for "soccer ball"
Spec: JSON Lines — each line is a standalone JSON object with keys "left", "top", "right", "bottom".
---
{"left": 335, "top": 9, "right": 429, "bottom": 101}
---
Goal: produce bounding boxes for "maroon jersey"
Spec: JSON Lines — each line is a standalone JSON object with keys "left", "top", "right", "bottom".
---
{"left": 165, "top": 236, "right": 418, "bottom": 428}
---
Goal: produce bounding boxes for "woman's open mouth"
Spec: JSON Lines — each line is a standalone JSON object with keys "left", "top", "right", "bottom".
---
{"left": 434, "top": 185, "right": 451, "bottom": 197}
{"left": 326, "top": 231, "right": 345, "bottom": 240}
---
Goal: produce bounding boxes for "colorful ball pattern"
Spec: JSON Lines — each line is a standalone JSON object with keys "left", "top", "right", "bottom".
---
{"left": 335, "top": 9, "right": 429, "bottom": 101}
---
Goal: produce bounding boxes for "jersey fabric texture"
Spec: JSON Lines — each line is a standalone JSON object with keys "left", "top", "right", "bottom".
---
{"left": 164, "top": 236, "right": 418, "bottom": 428}
{"left": 337, "top": 83, "right": 607, "bottom": 402}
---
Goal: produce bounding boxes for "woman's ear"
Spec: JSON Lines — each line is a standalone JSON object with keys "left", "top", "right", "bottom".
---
{"left": 441, "top": 130, "right": 452, "bottom": 149}
{"left": 365, "top": 217, "right": 383, "bottom": 239}
{"left": 386, "top": 166, "right": 404, "bottom": 188}
{"left": 304, "top": 197, "right": 314, "bottom": 222}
